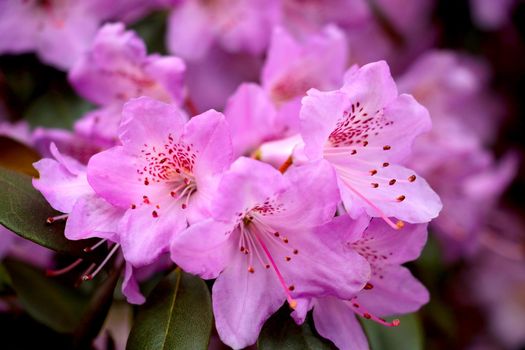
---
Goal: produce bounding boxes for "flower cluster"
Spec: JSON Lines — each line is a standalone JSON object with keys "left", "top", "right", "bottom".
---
{"left": 1, "top": 1, "right": 521, "bottom": 349}
{"left": 28, "top": 22, "right": 442, "bottom": 349}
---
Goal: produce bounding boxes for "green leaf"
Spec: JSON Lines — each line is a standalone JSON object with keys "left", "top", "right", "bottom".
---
{"left": 127, "top": 268, "right": 213, "bottom": 350}
{"left": 0, "top": 166, "right": 98, "bottom": 258}
{"left": 0, "top": 137, "right": 40, "bottom": 177}
{"left": 258, "top": 307, "right": 337, "bottom": 350}
{"left": 361, "top": 313, "right": 424, "bottom": 350}
{"left": 73, "top": 263, "right": 123, "bottom": 346}
{"left": 4, "top": 258, "right": 89, "bottom": 333}
{"left": 25, "top": 89, "right": 93, "bottom": 130}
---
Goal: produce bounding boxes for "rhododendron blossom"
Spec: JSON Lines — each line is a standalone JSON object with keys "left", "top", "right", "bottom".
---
{"left": 87, "top": 97, "right": 233, "bottom": 267}
{"left": 69, "top": 23, "right": 186, "bottom": 145}
{"left": 32, "top": 143, "right": 145, "bottom": 303}
{"left": 300, "top": 61, "right": 442, "bottom": 227}
{"left": 293, "top": 216, "right": 429, "bottom": 350}
{"left": 171, "top": 158, "right": 370, "bottom": 348}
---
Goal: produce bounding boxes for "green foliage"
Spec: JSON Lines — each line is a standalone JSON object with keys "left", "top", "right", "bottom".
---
{"left": 361, "top": 313, "right": 424, "bottom": 350}
{"left": 258, "top": 307, "right": 337, "bottom": 350}
{"left": 0, "top": 167, "right": 98, "bottom": 258}
{"left": 127, "top": 268, "right": 213, "bottom": 350}
{"left": 4, "top": 258, "right": 89, "bottom": 333}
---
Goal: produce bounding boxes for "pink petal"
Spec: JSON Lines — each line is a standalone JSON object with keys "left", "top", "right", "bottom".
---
{"left": 118, "top": 198, "right": 187, "bottom": 266}
{"left": 223, "top": 83, "right": 278, "bottom": 157}
{"left": 210, "top": 157, "right": 289, "bottom": 224}
{"left": 313, "top": 297, "right": 369, "bottom": 350}
{"left": 87, "top": 147, "right": 159, "bottom": 208}
{"left": 212, "top": 252, "right": 284, "bottom": 349}
{"left": 300, "top": 89, "right": 349, "bottom": 160}
{"left": 122, "top": 263, "right": 146, "bottom": 304}
{"left": 65, "top": 194, "right": 124, "bottom": 242}
{"left": 171, "top": 219, "right": 236, "bottom": 279}
{"left": 356, "top": 266, "right": 429, "bottom": 316}
{"left": 118, "top": 97, "right": 186, "bottom": 154}
{"left": 33, "top": 158, "right": 91, "bottom": 213}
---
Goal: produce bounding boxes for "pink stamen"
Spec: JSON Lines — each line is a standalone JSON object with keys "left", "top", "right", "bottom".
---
{"left": 83, "top": 239, "right": 107, "bottom": 253}
{"left": 339, "top": 176, "right": 404, "bottom": 230}
{"left": 46, "top": 213, "right": 69, "bottom": 224}
{"left": 253, "top": 230, "right": 297, "bottom": 309}
{"left": 82, "top": 244, "right": 120, "bottom": 281}
{"left": 46, "top": 258, "right": 83, "bottom": 276}
{"left": 349, "top": 299, "right": 400, "bottom": 327}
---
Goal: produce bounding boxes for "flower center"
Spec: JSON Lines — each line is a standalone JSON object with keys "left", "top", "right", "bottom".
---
{"left": 135, "top": 137, "right": 198, "bottom": 216}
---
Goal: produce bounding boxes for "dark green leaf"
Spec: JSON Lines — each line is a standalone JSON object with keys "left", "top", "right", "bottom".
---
{"left": 0, "top": 137, "right": 40, "bottom": 176}
{"left": 0, "top": 166, "right": 98, "bottom": 257}
{"left": 73, "top": 263, "right": 123, "bottom": 346}
{"left": 4, "top": 258, "right": 89, "bottom": 333}
{"left": 258, "top": 307, "right": 336, "bottom": 350}
{"left": 127, "top": 268, "right": 213, "bottom": 350}
{"left": 25, "top": 89, "right": 93, "bottom": 129}
{"left": 361, "top": 313, "right": 424, "bottom": 350}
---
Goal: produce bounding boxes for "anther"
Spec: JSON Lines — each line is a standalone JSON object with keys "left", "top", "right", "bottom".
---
{"left": 396, "top": 195, "right": 406, "bottom": 202}
{"left": 370, "top": 170, "right": 377, "bottom": 176}
{"left": 46, "top": 214, "right": 68, "bottom": 224}
{"left": 248, "top": 266, "right": 255, "bottom": 273}
{"left": 389, "top": 179, "right": 396, "bottom": 185}
{"left": 382, "top": 162, "right": 389, "bottom": 167}
{"left": 371, "top": 183, "right": 379, "bottom": 188}
{"left": 285, "top": 256, "right": 291, "bottom": 261}
{"left": 383, "top": 145, "right": 391, "bottom": 150}
{"left": 408, "top": 175, "right": 416, "bottom": 182}
{"left": 293, "top": 249, "right": 299, "bottom": 255}
{"left": 396, "top": 220, "right": 405, "bottom": 229}
{"left": 288, "top": 285, "right": 295, "bottom": 291}
{"left": 364, "top": 283, "right": 374, "bottom": 290}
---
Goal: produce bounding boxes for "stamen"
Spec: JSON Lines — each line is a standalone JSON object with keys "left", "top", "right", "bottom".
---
{"left": 83, "top": 239, "right": 107, "bottom": 253}
{"left": 80, "top": 263, "right": 97, "bottom": 281}
{"left": 349, "top": 300, "right": 400, "bottom": 327}
{"left": 278, "top": 156, "right": 293, "bottom": 174}
{"left": 253, "top": 231, "right": 297, "bottom": 309}
{"left": 46, "top": 214, "right": 68, "bottom": 224}
{"left": 82, "top": 244, "right": 120, "bottom": 281}
{"left": 339, "top": 176, "right": 403, "bottom": 230}
{"left": 46, "top": 258, "right": 83, "bottom": 277}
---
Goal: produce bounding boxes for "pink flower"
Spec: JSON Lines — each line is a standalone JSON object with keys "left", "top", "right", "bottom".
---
{"left": 171, "top": 158, "right": 370, "bottom": 348}
{"left": 69, "top": 23, "right": 186, "bottom": 145}
{"left": 32, "top": 127, "right": 110, "bottom": 165}
{"left": 87, "top": 97, "right": 233, "bottom": 267}
{"left": 300, "top": 61, "right": 441, "bottom": 228}
{"left": 398, "top": 51, "right": 517, "bottom": 259}
{"left": 33, "top": 143, "right": 146, "bottom": 304}
{"left": 223, "top": 83, "right": 280, "bottom": 158}
{"left": 293, "top": 216, "right": 429, "bottom": 350}
{"left": 0, "top": 0, "right": 110, "bottom": 70}
{"left": 166, "top": 0, "right": 280, "bottom": 61}
{"left": 470, "top": 0, "right": 517, "bottom": 30}
{"left": 397, "top": 51, "right": 502, "bottom": 144}
{"left": 262, "top": 25, "right": 347, "bottom": 108}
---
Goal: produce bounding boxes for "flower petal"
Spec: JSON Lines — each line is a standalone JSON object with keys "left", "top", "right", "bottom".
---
{"left": 171, "top": 219, "right": 236, "bottom": 279}
{"left": 65, "top": 193, "right": 124, "bottom": 242}
{"left": 122, "top": 263, "right": 146, "bottom": 304}
{"left": 313, "top": 297, "right": 369, "bottom": 350}
{"left": 213, "top": 252, "right": 284, "bottom": 349}
{"left": 356, "top": 266, "right": 429, "bottom": 316}
{"left": 118, "top": 198, "right": 187, "bottom": 266}
{"left": 118, "top": 97, "right": 186, "bottom": 154}
{"left": 211, "top": 157, "right": 289, "bottom": 223}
